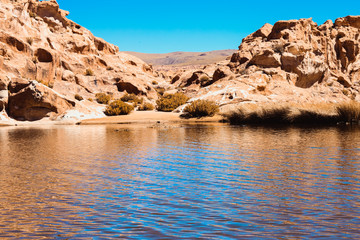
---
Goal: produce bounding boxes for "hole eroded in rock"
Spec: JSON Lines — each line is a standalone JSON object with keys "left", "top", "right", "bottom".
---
{"left": 36, "top": 48, "right": 53, "bottom": 63}
{"left": 7, "top": 37, "right": 24, "bottom": 51}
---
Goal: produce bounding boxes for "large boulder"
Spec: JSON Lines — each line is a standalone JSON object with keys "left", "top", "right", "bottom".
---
{"left": 7, "top": 81, "right": 75, "bottom": 121}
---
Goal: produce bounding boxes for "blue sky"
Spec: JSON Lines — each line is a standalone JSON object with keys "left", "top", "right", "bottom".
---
{"left": 58, "top": 0, "right": 360, "bottom": 53}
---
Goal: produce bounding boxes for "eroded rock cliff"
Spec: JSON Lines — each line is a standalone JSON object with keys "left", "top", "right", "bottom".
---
{"left": 171, "top": 16, "right": 360, "bottom": 111}
{"left": 0, "top": 0, "right": 162, "bottom": 121}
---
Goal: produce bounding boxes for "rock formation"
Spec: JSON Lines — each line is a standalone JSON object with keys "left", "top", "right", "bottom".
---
{"left": 1, "top": 0, "right": 360, "bottom": 121}
{"left": 170, "top": 16, "right": 360, "bottom": 111}
{"left": 0, "top": 0, "right": 163, "bottom": 121}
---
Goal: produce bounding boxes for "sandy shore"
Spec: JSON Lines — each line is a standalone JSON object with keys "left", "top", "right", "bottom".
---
{"left": 79, "top": 111, "right": 224, "bottom": 125}
{"left": 0, "top": 111, "right": 225, "bottom": 127}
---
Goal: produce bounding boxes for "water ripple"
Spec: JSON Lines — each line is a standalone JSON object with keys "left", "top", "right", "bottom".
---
{"left": 0, "top": 125, "right": 360, "bottom": 238}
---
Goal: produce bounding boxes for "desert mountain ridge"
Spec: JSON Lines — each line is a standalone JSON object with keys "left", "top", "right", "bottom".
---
{"left": 0, "top": 0, "right": 360, "bottom": 123}
{"left": 123, "top": 50, "right": 236, "bottom": 67}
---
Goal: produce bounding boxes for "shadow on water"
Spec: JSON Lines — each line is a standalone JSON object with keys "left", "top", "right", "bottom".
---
{"left": 0, "top": 124, "right": 359, "bottom": 238}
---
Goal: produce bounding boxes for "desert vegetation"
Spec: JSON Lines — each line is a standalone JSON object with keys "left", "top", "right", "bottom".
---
{"left": 224, "top": 102, "right": 360, "bottom": 125}
{"left": 156, "top": 93, "right": 189, "bottom": 112}
{"left": 74, "top": 94, "right": 83, "bottom": 101}
{"left": 121, "top": 93, "right": 143, "bottom": 106}
{"left": 138, "top": 102, "right": 155, "bottom": 111}
{"left": 183, "top": 100, "right": 219, "bottom": 118}
{"left": 104, "top": 100, "right": 134, "bottom": 116}
{"left": 336, "top": 101, "right": 360, "bottom": 123}
{"left": 84, "top": 68, "right": 94, "bottom": 76}
{"left": 95, "top": 93, "right": 111, "bottom": 104}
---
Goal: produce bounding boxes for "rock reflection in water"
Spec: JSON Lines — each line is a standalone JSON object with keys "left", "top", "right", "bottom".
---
{"left": 0, "top": 124, "right": 359, "bottom": 239}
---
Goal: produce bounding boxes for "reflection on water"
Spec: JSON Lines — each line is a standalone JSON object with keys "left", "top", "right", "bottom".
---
{"left": 0, "top": 124, "right": 360, "bottom": 239}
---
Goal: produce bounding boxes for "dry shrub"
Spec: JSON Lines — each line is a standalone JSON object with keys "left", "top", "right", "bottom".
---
{"left": 104, "top": 100, "right": 134, "bottom": 116}
{"left": 74, "top": 94, "right": 83, "bottom": 101}
{"left": 138, "top": 103, "right": 155, "bottom": 111}
{"left": 336, "top": 101, "right": 360, "bottom": 123}
{"left": 224, "top": 102, "right": 340, "bottom": 125}
{"left": 85, "top": 68, "right": 94, "bottom": 76}
{"left": 95, "top": 93, "right": 111, "bottom": 104}
{"left": 184, "top": 100, "right": 219, "bottom": 118}
{"left": 121, "top": 93, "right": 143, "bottom": 105}
{"left": 155, "top": 87, "right": 166, "bottom": 96}
{"left": 26, "top": 37, "right": 33, "bottom": 46}
{"left": 156, "top": 93, "right": 189, "bottom": 112}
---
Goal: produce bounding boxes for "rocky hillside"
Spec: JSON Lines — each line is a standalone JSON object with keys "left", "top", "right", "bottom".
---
{"left": 1, "top": 0, "right": 360, "bottom": 122}
{"left": 0, "top": 0, "right": 163, "bottom": 121}
{"left": 170, "top": 16, "right": 360, "bottom": 111}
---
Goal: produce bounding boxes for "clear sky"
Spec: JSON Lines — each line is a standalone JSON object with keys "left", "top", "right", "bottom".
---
{"left": 58, "top": 0, "right": 360, "bottom": 53}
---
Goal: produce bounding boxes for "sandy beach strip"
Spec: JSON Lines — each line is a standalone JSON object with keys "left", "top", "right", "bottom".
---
{"left": 79, "top": 111, "right": 224, "bottom": 125}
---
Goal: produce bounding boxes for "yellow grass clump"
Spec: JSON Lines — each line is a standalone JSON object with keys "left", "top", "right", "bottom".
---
{"left": 104, "top": 100, "right": 134, "bottom": 116}
{"left": 183, "top": 100, "right": 219, "bottom": 118}
{"left": 223, "top": 102, "right": 350, "bottom": 125}
{"left": 156, "top": 93, "right": 189, "bottom": 112}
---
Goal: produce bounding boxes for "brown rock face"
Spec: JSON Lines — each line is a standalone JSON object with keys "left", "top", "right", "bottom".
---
{"left": 0, "top": 0, "right": 163, "bottom": 120}
{"left": 230, "top": 16, "right": 360, "bottom": 89}
{"left": 8, "top": 81, "right": 75, "bottom": 121}
{"left": 171, "top": 16, "right": 360, "bottom": 109}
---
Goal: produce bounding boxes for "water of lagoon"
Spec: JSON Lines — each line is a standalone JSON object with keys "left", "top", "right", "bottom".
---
{"left": 0, "top": 124, "right": 360, "bottom": 239}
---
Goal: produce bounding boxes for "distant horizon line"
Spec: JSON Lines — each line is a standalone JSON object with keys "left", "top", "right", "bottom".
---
{"left": 120, "top": 49, "right": 238, "bottom": 55}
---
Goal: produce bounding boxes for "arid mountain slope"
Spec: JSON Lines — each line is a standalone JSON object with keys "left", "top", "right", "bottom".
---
{"left": 170, "top": 16, "right": 360, "bottom": 111}
{"left": 123, "top": 50, "right": 236, "bottom": 67}
{"left": 0, "top": 0, "right": 163, "bottom": 121}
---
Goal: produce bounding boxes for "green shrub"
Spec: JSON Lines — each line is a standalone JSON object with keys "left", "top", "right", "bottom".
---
{"left": 121, "top": 93, "right": 143, "bottom": 105}
{"left": 85, "top": 68, "right": 94, "bottom": 76}
{"left": 156, "top": 93, "right": 189, "bottom": 112}
{"left": 104, "top": 100, "right": 134, "bottom": 116}
{"left": 74, "top": 94, "right": 83, "bottom": 101}
{"left": 184, "top": 100, "right": 219, "bottom": 117}
{"left": 138, "top": 103, "right": 155, "bottom": 111}
{"left": 152, "top": 80, "right": 158, "bottom": 85}
{"left": 95, "top": 93, "right": 111, "bottom": 104}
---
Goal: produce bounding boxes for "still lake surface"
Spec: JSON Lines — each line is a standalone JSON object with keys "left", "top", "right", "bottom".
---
{"left": 0, "top": 124, "right": 360, "bottom": 239}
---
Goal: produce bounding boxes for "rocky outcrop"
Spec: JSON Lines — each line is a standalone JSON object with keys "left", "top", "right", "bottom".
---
{"left": 230, "top": 16, "right": 360, "bottom": 89}
{"left": 8, "top": 80, "right": 75, "bottom": 121}
{"left": 167, "top": 16, "right": 360, "bottom": 111}
{"left": 0, "top": 0, "right": 164, "bottom": 121}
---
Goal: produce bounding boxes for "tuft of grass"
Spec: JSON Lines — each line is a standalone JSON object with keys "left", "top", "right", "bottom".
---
{"left": 336, "top": 101, "right": 360, "bottom": 124}
{"left": 84, "top": 68, "right": 94, "bottom": 76}
{"left": 156, "top": 93, "right": 189, "bottom": 112}
{"left": 152, "top": 80, "right": 158, "bottom": 85}
{"left": 88, "top": 98, "right": 93, "bottom": 102}
{"left": 29, "top": 11, "right": 37, "bottom": 18}
{"left": 184, "top": 100, "right": 219, "bottom": 118}
{"left": 26, "top": 37, "right": 33, "bottom": 46}
{"left": 138, "top": 102, "right": 155, "bottom": 111}
{"left": 74, "top": 94, "right": 83, "bottom": 101}
{"left": 224, "top": 103, "right": 341, "bottom": 125}
{"left": 121, "top": 93, "right": 143, "bottom": 106}
{"left": 104, "top": 100, "right": 134, "bottom": 116}
{"left": 95, "top": 93, "right": 111, "bottom": 104}
{"left": 155, "top": 87, "right": 166, "bottom": 96}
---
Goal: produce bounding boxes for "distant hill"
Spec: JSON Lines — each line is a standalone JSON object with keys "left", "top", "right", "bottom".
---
{"left": 123, "top": 50, "right": 236, "bottom": 67}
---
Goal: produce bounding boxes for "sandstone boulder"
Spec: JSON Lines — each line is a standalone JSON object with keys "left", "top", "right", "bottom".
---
{"left": 7, "top": 81, "right": 75, "bottom": 121}
{"left": 249, "top": 50, "right": 281, "bottom": 68}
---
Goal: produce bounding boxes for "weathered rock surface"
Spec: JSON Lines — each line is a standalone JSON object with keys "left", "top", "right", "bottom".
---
{"left": 168, "top": 16, "right": 360, "bottom": 110}
{"left": 0, "top": 0, "right": 164, "bottom": 121}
